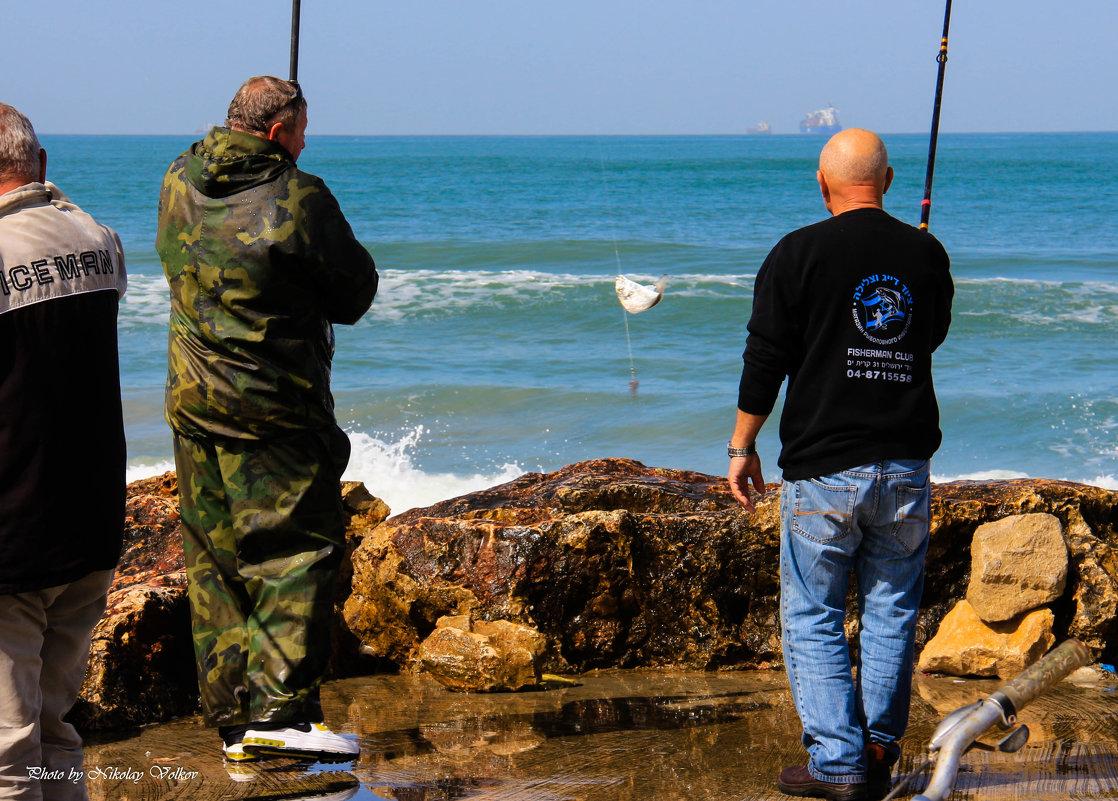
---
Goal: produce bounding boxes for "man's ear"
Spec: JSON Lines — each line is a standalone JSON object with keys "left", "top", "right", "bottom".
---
{"left": 38, "top": 148, "right": 47, "bottom": 183}
{"left": 267, "top": 122, "right": 284, "bottom": 141}
{"left": 817, "top": 169, "right": 832, "bottom": 211}
{"left": 882, "top": 165, "right": 894, "bottom": 195}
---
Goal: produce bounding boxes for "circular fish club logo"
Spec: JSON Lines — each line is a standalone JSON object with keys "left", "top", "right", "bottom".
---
{"left": 852, "top": 274, "right": 913, "bottom": 345}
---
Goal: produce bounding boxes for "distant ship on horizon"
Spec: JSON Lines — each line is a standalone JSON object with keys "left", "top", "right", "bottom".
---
{"left": 746, "top": 121, "right": 773, "bottom": 136}
{"left": 800, "top": 105, "right": 842, "bottom": 135}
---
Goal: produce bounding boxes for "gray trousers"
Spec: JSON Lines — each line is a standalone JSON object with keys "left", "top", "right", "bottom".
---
{"left": 0, "top": 570, "right": 113, "bottom": 801}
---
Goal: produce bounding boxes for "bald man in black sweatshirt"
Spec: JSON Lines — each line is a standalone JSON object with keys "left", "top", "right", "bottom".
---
{"left": 727, "top": 129, "right": 953, "bottom": 801}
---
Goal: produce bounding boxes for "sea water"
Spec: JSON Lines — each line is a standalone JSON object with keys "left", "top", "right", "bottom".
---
{"left": 40, "top": 132, "right": 1118, "bottom": 514}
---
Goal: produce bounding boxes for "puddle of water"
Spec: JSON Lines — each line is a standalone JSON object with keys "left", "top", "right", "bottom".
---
{"left": 79, "top": 668, "right": 1118, "bottom": 800}
{"left": 332, "top": 669, "right": 790, "bottom": 801}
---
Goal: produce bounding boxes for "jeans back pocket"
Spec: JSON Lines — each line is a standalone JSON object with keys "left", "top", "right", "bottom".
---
{"left": 891, "top": 480, "right": 931, "bottom": 554}
{"left": 789, "top": 476, "right": 858, "bottom": 543}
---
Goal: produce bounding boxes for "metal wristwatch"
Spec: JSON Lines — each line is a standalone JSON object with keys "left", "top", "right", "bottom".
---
{"left": 727, "top": 442, "right": 757, "bottom": 457}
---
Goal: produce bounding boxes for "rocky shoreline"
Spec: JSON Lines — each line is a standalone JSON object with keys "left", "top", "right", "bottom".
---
{"left": 70, "top": 459, "right": 1118, "bottom": 730}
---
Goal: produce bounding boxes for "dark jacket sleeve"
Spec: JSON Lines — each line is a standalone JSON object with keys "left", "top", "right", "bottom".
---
{"left": 303, "top": 178, "right": 379, "bottom": 325}
{"left": 737, "top": 240, "right": 800, "bottom": 415}
{"left": 930, "top": 238, "right": 953, "bottom": 351}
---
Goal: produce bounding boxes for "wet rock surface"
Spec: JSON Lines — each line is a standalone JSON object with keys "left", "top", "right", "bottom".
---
{"left": 69, "top": 474, "right": 195, "bottom": 729}
{"left": 342, "top": 458, "right": 783, "bottom": 674}
{"left": 417, "top": 615, "right": 546, "bottom": 692}
{"left": 344, "top": 462, "right": 1118, "bottom": 676}
{"left": 78, "top": 461, "right": 1118, "bottom": 730}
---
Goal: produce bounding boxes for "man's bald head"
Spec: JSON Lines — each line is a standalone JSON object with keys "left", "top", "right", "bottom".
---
{"left": 816, "top": 128, "right": 893, "bottom": 215}
{"left": 820, "top": 129, "right": 890, "bottom": 185}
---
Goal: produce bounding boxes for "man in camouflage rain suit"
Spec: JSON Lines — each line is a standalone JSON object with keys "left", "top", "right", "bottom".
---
{"left": 156, "top": 76, "right": 378, "bottom": 764}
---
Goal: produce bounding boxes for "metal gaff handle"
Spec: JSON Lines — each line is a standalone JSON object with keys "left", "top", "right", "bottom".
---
{"left": 912, "top": 638, "right": 1090, "bottom": 801}
{"left": 992, "top": 637, "right": 1091, "bottom": 717}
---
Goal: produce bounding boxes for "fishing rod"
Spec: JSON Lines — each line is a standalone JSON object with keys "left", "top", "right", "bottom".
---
{"left": 920, "top": 0, "right": 953, "bottom": 231}
{"left": 289, "top": 0, "right": 302, "bottom": 86}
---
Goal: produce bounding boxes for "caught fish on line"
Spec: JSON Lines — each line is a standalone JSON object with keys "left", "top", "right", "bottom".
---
{"left": 615, "top": 274, "right": 668, "bottom": 313}
{"left": 612, "top": 274, "right": 668, "bottom": 396}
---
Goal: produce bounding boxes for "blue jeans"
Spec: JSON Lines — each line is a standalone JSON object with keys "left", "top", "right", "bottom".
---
{"left": 780, "top": 459, "right": 931, "bottom": 785}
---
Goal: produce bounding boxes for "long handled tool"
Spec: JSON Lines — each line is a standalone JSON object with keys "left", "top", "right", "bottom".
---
{"left": 884, "top": 638, "right": 1090, "bottom": 800}
{"left": 919, "top": 0, "right": 953, "bottom": 231}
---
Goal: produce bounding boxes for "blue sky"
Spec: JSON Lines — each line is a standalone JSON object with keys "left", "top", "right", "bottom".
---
{"left": 5, "top": 0, "right": 1115, "bottom": 135}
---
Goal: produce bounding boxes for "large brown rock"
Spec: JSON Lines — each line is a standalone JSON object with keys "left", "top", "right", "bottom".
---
{"left": 966, "top": 513, "right": 1067, "bottom": 622}
{"left": 417, "top": 615, "right": 546, "bottom": 692}
{"left": 1064, "top": 509, "right": 1118, "bottom": 654}
{"left": 69, "top": 474, "right": 195, "bottom": 729}
{"left": 917, "top": 600, "right": 1056, "bottom": 678}
{"left": 342, "top": 459, "right": 783, "bottom": 674}
{"left": 343, "top": 461, "right": 1118, "bottom": 675}
{"left": 922, "top": 478, "right": 1118, "bottom": 662}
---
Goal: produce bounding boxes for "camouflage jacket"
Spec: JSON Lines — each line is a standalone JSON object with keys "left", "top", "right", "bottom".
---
{"left": 157, "top": 127, "right": 378, "bottom": 440}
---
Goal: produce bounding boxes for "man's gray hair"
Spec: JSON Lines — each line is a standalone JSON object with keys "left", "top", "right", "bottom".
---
{"left": 0, "top": 103, "right": 43, "bottom": 183}
{"left": 225, "top": 76, "right": 306, "bottom": 136}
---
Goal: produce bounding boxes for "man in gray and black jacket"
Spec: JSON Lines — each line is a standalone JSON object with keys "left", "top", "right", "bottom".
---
{"left": 0, "top": 102, "right": 127, "bottom": 801}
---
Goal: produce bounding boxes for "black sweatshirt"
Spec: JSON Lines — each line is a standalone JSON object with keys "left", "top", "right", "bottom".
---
{"left": 738, "top": 208, "right": 953, "bottom": 481}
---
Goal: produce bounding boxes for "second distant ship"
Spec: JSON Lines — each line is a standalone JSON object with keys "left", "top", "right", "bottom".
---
{"left": 800, "top": 106, "right": 842, "bottom": 135}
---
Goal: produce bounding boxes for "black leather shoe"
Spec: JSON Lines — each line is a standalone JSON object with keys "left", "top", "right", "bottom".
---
{"left": 777, "top": 766, "right": 868, "bottom": 800}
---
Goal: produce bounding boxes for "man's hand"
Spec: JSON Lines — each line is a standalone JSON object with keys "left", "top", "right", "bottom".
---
{"left": 728, "top": 454, "right": 766, "bottom": 512}
{"left": 727, "top": 410, "right": 768, "bottom": 511}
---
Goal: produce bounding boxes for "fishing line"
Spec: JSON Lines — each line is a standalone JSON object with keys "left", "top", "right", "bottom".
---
{"left": 597, "top": 144, "right": 640, "bottom": 395}
{"left": 882, "top": 754, "right": 934, "bottom": 800}
{"left": 621, "top": 298, "right": 638, "bottom": 393}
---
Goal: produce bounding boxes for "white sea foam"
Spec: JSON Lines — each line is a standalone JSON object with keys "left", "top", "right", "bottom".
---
{"left": 126, "top": 459, "right": 176, "bottom": 484}
{"left": 350, "top": 269, "right": 757, "bottom": 321}
{"left": 956, "top": 276, "right": 1064, "bottom": 288}
{"left": 953, "top": 275, "right": 1118, "bottom": 327}
{"left": 119, "top": 274, "right": 171, "bottom": 329}
{"left": 124, "top": 427, "right": 526, "bottom": 517}
{"left": 342, "top": 427, "right": 525, "bottom": 515}
{"left": 957, "top": 275, "right": 1118, "bottom": 292}
{"left": 932, "top": 468, "right": 1033, "bottom": 482}
{"left": 123, "top": 268, "right": 1118, "bottom": 329}
{"left": 932, "top": 468, "right": 1118, "bottom": 491}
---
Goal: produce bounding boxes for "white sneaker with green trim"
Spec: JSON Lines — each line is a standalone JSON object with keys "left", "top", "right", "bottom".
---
{"left": 221, "top": 738, "right": 261, "bottom": 763}
{"left": 241, "top": 722, "right": 359, "bottom": 762}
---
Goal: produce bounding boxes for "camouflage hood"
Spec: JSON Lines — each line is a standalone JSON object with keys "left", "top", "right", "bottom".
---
{"left": 157, "top": 127, "right": 378, "bottom": 440}
{"left": 185, "top": 127, "right": 292, "bottom": 199}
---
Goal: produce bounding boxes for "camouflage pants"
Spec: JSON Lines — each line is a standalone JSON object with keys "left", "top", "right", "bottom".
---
{"left": 172, "top": 427, "right": 350, "bottom": 727}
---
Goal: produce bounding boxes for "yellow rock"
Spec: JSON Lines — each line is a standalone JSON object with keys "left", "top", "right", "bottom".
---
{"left": 918, "top": 599, "right": 1055, "bottom": 679}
